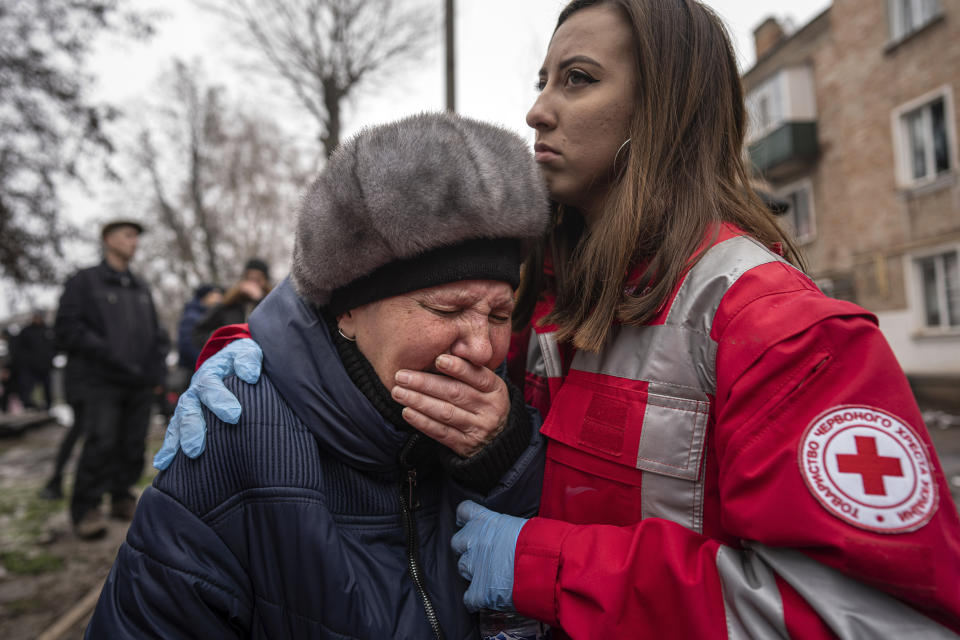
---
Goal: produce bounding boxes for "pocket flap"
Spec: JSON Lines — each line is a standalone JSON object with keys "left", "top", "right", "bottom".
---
{"left": 541, "top": 373, "right": 709, "bottom": 482}
{"left": 635, "top": 384, "right": 709, "bottom": 481}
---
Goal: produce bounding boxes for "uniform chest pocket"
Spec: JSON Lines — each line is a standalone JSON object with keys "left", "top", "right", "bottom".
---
{"left": 634, "top": 383, "right": 710, "bottom": 481}
{"left": 541, "top": 373, "right": 711, "bottom": 530}
{"left": 542, "top": 372, "right": 709, "bottom": 481}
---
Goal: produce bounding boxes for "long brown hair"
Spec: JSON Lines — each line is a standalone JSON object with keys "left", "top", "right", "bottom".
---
{"left": 514, "top": 0, "right": 803, "bottom": 351}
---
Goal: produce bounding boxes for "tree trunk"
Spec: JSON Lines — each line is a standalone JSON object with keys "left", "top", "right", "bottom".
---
{"left": 321, "top": 80, "right": 343, "bottom": 158}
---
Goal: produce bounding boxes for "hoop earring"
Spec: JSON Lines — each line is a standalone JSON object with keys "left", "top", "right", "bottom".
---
{"left": 337, "top": 327, "right": 356, "bottom": 342}
{"left": 614, "top": 138, "right": 631, "bottom": 174}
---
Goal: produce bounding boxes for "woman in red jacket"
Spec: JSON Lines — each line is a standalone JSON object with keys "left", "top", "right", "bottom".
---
{"left": 158, "top": 1, "right": 960, "bottom": 637}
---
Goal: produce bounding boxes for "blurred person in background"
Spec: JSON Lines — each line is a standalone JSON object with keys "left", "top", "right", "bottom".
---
{"left": 54, "top": 220, "right": 167, "bottom": 539}
{"left": 40, "top": 337, "right": 87, "bottom": 500}
{"left": 177, "top": 283, "right": 224, "bottom": 372}
{"left": 193, "top": 259, "right": 271, "bottom": 349}
{"left": 0, "top": 327, "right": 17, "bottom": 413}
{"left": 12, "top": 311, "right": 55, "bottom": 410}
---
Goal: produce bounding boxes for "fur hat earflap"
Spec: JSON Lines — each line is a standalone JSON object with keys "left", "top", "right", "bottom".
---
{"left": 291, "top": 112, "right": 550, "bottom": 310}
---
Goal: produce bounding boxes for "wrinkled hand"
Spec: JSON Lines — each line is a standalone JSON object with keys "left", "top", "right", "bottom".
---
{"left": 153, "top": 338, "right": 263, "bottom": 470}
{"left": 451, "top": 500, "right": 526, "bottom": 612}
{"left": 391, "top": 355, "right": 509, "bottom": 457}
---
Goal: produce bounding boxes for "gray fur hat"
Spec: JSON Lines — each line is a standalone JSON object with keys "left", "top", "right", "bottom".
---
{"left": 291, "top": 112, "right": 550, "bottom": 313}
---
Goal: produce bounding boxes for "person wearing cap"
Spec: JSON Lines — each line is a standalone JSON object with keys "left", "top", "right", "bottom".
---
{"left": 86, "top": 113, "right": 549, "bottom": 639}
{"left": 192, "top": 258, "right": 272, "bottom": 350}
{"left": 53, "top": 219, "right": 167, "bottom": 538}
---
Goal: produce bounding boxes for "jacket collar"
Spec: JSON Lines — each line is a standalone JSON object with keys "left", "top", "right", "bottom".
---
{"left": 248, "top": 278, "right": 410, "bottom": 472}
{"left": 97, "top": 260, "right": 140, "bottom": 288}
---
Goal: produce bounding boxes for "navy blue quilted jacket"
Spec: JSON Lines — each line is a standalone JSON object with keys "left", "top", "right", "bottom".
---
{"left": 87, "top": 280, "right": 545, "bottom": 639}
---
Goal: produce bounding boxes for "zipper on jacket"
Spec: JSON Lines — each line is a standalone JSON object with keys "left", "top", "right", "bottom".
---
{"left": 399, "top": 435, "right": 445, "bottom": 640}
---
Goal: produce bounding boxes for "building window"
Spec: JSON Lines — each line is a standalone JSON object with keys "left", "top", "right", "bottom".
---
{"left": 757, "top": 95, "right": 772, "bottom": 133}
{"left": 916, "top": 250, "right": 960, "bottom": 329}
{"left": 888, "top": 0, "right": 941, "bottom": 41}
{"left": 776, "top": 180, "right": 815, "bottom": 244}
{"left": 747, "top": 76, "right": 783, "bottom": 142}
{"left": 905, "top": 98, "right": 949, "bottom": 181}
{"left": 745, "top": 66, "right": 815, "bottom": 145}
{"left": 893, "top": 88, "right": 955, "bottom": 187}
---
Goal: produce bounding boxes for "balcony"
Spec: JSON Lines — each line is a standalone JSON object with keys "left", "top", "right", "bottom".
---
{"left": 748, "top": 121, "right": 819, "bottom": 180}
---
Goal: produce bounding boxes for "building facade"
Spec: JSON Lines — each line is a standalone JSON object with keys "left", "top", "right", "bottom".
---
{"left": 743, "top": 0, "right": 960, "bottom": 409}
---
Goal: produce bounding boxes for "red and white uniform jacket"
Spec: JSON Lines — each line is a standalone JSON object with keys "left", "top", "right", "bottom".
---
{"left": 511, "top": 226, "right": 960, "bottom": 639}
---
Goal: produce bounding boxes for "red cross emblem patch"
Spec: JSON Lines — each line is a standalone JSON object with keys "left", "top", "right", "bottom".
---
{"left": 799, "top": 406, "right": 938, "bottom": 533}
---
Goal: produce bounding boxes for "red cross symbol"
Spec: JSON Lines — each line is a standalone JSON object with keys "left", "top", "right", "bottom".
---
{"left": 836, "top": 436, "right": 903, "bottom": 496}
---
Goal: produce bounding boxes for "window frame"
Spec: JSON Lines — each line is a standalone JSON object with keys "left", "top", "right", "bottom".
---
{"left": 891, "top": 85, "right": 957, "bottom": 189}
{"left": 886, "top": 0, "right": 942, "bottom": 43}
{"left": 746, "top": 74, "right": 784, "bottom": 144}
{"left": 907, "top": 244, "right": 960, "bottom": 335}
{"left": 774, "top": 177, "right": 816, "bottom": 245}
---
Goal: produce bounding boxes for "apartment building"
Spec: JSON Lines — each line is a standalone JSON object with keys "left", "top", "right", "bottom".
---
{"left": 742, "top": 0, "right": 960, "bottom": 408}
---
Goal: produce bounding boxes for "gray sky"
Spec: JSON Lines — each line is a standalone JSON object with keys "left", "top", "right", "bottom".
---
{"left": 2, "top": 0, "right": 832, "bottom": 319}
{"left": 90, "top": 0, "right": 832, "bottom": 140}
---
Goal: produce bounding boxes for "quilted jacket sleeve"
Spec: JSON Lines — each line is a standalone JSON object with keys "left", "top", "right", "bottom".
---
{"left": 86, "top": 487, "right": 252, "bottom": 638}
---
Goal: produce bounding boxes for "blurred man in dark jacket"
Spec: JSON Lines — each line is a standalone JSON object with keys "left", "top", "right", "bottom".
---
{"left": 13, "top": 311, "right": 55, "bottom": 410}
{"left": 54, "top": 220, "right": 167, "bottom": 539}
{"left": 0, "top": 327, "right": 16, "bottom": 412}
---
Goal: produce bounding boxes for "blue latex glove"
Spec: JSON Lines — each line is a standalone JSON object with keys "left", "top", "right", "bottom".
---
{"left": 153, "top": 338, "right": 263, "bottom": 470}
{"left": 451, "top": 500, "right": 528, "bottom": 612}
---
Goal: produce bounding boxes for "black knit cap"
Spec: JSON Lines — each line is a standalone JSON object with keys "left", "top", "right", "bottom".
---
{"left": 327, "top": 238, "right": 522, "bottom": 316}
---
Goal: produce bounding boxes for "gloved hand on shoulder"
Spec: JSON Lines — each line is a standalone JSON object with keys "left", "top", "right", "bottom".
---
{"left": 451, "top": 500, "right": 528, "bottom": 612}
{"left": 153, "top": 338, "right": 263, "bottom": 469}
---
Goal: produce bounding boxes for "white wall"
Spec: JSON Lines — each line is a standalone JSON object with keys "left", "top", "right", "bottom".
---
{"left": 877, "top": 309, "right": 960, "bottom": 375}
{"left": 783, "top": 66, "right": 818, "bottom": 121}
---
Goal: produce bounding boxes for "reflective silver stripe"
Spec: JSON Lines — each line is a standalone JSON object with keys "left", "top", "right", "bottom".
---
{"left": 536, "top": 331, "right": 564, "bottom": 379}
{"left": 572, "top": 324, "right": 710, "bottom": 393}
{"left": 572, "top": 235, "right": 786, "bottom": 391}
{"left": 750, "top": 543, "right": 960, "bottom": 639}
{"left": 665, "top": 235, "right": 787, "bottom": 327}
{"left": 571, "top": 236, "right": 789, "bottom": 530}
{"left": 526, "top": 330, "right": 563, "bottom": 381}
{"left": 663, "top": 234, "right": 787, "bottom": 394}
{"left": 637, "top": 381, "right": 710, "bottom": 481}
{"left": 573, "top": 235, "right": 787, "bottom": 387}
{"left": 716, "top": 546, "right": 789, "bottom": 640}
{"left": 526, "top": 330, "right": 547, "bottom": 379}
{"left": 637, "top": 383, "right": 709, "bottom": 533}
{"left": 640, "top": 453, "right": 706, "bottom": 532}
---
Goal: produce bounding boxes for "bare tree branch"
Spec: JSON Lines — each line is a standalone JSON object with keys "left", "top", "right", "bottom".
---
{"left": 0, "top": 0, "right": 155, "bottom": 284}
{"left": 138, "top": 129, "right": 198, "bottom": 280}
{"left": 196, "top": 0, "right": 436, "bottom": 158}
{"left": 121, "top": 60, "right": 307, "bottom": 328}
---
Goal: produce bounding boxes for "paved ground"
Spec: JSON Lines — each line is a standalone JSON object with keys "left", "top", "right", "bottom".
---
{"left": 0, "top": 408, "right": 958, "bottom": 639}
{"left": 0, "top": 413, "right": 165, "bottom": 640}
